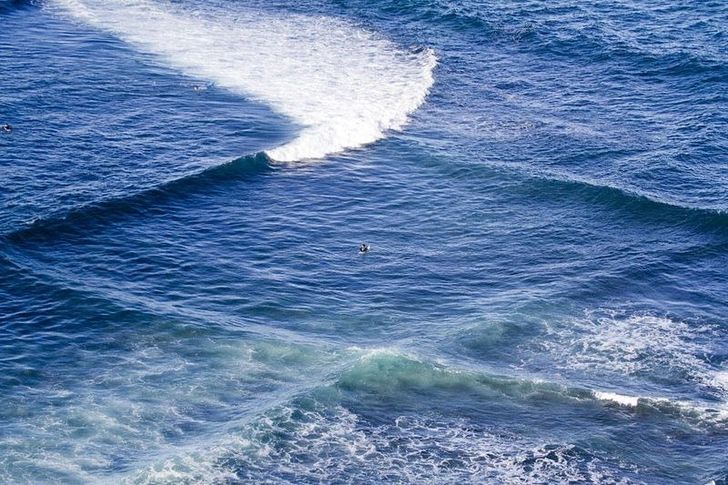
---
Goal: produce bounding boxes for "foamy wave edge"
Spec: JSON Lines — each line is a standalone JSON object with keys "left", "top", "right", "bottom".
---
{"left": 593, "top": 390, "right": 728, "bottom": 424}
{"left": 50, "top": 0, "right": 437, "bottom": 162}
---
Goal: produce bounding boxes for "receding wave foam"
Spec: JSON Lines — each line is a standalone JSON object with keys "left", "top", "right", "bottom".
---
{"left": 537, "top": 310, "right": 728, "bottom": 418}
{"left": 50, "top": 0, "right": 436, "bottom": 162}
{"left": 215, "top": 408, "right": 627, "bottom": 484}
{"left": 125, "top": 349, "right": 657, "bottom": 483}
{"left": 73, "top": 347, "right": 723, "bottom": 483}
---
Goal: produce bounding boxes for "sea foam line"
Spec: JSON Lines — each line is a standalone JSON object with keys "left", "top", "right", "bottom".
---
{"left": 50, "top": 0, "right": 437, "bottom": 162}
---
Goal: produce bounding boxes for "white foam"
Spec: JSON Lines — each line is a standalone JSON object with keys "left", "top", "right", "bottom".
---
{"left": 593, "top": 391, "right": 640, "bottom": 407}
{"left": 536, "top": 310, "right": 728, "bottom": 426}
{"left": 50, "top": 0, "right": 436, "bottom": 161}
{"left": 542, "top": 311, "right": 723, "bottom": 393}
{"left": 225, "top": 409, "right": 628, "bottom": 483}
{"left": 711, "top": 370, "right": 728, "bottom": 394}
{"left": 122, "top": 401, "right": 629, "bottom": 484}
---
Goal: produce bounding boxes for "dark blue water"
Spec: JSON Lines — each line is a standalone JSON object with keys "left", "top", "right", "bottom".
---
{"left": 2, "top": 0, "right": 728, "bottom": 482}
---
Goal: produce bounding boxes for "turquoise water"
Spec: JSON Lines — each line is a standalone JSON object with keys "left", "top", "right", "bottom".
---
{"left": 2, "top": 0, "right": 727, "bottom": 482}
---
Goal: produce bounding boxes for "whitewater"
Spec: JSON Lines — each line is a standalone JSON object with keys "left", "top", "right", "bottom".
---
{"left": 53, "top": 0, "right": 436, "bottom": 161}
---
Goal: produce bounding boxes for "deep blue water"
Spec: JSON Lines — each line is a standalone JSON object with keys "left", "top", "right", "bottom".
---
{"left": 2, "top": 0, "right": 728, "bottom": 483}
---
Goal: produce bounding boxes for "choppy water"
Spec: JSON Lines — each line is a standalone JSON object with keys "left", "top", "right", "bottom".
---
{"left": 2, "top": 0, "right": 728, "bottom": 483}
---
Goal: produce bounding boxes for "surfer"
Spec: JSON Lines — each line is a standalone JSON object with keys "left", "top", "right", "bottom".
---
{"left": 2, "top": 123, "right": 10, "bottom": 132}
{"left": 359, "top": 243, "right": 370, "bottom": 253}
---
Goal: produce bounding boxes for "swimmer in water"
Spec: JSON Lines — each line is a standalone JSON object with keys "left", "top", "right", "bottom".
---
{"left": 359, "top": 243, "right": 370, "bottom": 253}
{"left": 2, "top": 123, "right": 10, "bottom": 132}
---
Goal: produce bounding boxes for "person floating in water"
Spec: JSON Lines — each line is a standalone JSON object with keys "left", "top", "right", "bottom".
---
{"left": 2, "top": 123, "right": 10, "bottom": 132}
{"left": 359, "top": 243, "right": 370, "bottom": 253}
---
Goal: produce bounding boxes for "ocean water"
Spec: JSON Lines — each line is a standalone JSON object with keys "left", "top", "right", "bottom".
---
{"left": 1, "top": 0, "right": 727, "bottom": 482}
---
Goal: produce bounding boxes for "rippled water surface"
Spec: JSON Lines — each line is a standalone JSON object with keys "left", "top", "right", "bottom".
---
{"left": 1, "top": 0, "right": 727, "bottom": 482}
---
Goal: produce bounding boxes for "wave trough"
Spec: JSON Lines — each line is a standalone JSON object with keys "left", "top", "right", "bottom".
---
{"left": 50, "top": 0, "right": 437, "bottom": 161}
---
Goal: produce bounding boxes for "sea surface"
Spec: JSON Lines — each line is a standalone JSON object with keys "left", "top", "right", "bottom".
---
{"left": 1, "top": 0, "right": 728, "bottom": 483}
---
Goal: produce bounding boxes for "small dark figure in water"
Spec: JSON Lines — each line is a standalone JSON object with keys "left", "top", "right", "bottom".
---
{"left": 2, "top": 124, "right": 10, "bottom": 132}
{"left": 359, "top": 243, "right": 370, "bottom": 253}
